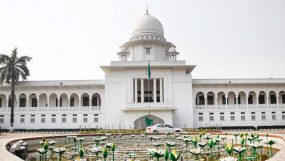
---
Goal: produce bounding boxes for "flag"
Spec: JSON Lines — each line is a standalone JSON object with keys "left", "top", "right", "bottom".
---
{"left": 147, "top": 61, "right": 151, "bottom": 79}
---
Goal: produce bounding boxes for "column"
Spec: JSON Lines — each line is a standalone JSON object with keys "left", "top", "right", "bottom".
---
{"left": 153, "top": 79, "right": 156, "bottom": 102}
{"left": 225, "top": 97, "right": 228, "bottom": 106}
{"left": 27, "top": 98, "right": 29, "bottom": 108}
{"left": 215, "top": 95, "right": 218, "bottom": 105}
{"left": 205, "top": 96, "right": 207, "bottom": 105}
{"left": 235, "top": 96, "right": 238, "bottom": 105}
{"left": 134, "top": 79, "right": 138, "bottom": 103}
{"left": 159, "top": 79, "right": 163, "bottom": 102}
{"left": 267, "top": 96, "right": 269, "bottom": 108}
{"left": 89, "top": 95, "right": 92, "bottom": 107}
{"left": 245, "top": 93, "right": 248, "bottom": 108}
{"left": 37, "top": 96, "right": 40, "bottom": 107}
{"left": 141, "top": 79, "right": 144, "bottom": 103}
{"left": 256, "top": 95, "right": 259, "bottom": 108}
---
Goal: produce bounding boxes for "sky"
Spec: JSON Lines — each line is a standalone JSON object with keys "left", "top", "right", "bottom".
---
{"left": 0, "top": 0, "right": 285, "bottom": 80}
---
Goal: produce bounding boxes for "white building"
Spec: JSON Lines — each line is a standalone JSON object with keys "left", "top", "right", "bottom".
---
{"left": 0, "top": 11, "right": 285, "bottom": 130}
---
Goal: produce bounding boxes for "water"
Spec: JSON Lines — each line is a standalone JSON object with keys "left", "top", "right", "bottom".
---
{"left": 23, "top": 134, "right": 279, "bottom": 161}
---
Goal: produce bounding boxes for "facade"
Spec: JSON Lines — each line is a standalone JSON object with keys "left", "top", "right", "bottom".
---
{"left": 0, "top": 11, "right": 285, "bottom": 130}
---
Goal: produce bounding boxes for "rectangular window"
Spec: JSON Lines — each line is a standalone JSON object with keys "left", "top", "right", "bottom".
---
{"left": 209, "top": 113, "right": 214, "bottom": 121}
{"left": 248, "top": 95, "right": 253, "bottom": 104}
{"left": 51, "top": 114, "right": 56, "bottom": 123}
{"left": 272, "top": 115, "right": 276, "bottom": 120}
{"left": 241, "top": 115, "right": 245, "bottom": 121}
{"left": 20, "top": 98, "right": 26, "bottom": 107}
{"left": 230, "top": 115, "right": 235, "bottom": 121}
{"left": 20, "top": 115, "right": 25, "bottom": 123}
{"left": 73, "top": 118, "right": 77, "bottom": 123}
{"left": 259, "top": 95, "right": 265, "bottom": 104}
{"left": 198, "top": 116, "right": 203, "bottom": 121}
{"left": 41, "top": 114, "right": 45, "bottom": 123}
{"left": 62, "top": 114, "right": 66, "bottom": 123}
{"left": 0, "top": 115, "right": 4, "bottom": 123}
{"left": 282, "top": 112, "right": 285, "bottom": 120}
{"left": 282, "top": 95, "right": 285, "bottom": 104}
{"left": 207, "top": 96, "right": 214, "bottom": 105}
{"left": 0, "top": 98, "right": 2, "bottom": 107}
{"left": 62, "top": 118, "right": 66, "bottom": 123}
{"left": 30, "top": 115, "right": 35, "bottom": 123}
{"left": 70, "top": 97, "right": 74, "bottom": 107}
{"left": 251, "top": 115, "right": 256, "bottom": 121}
{"left": 262, "top": 115, "right": 266, "bottom": 120}
{"left": 31, "top": 98, "right": 37, "bottom": 107}
{"left": 83, "top": 118, "right": 88, "bottom": 123}
{"left": 82, "top": 97, "right": 89, "bottom": 106}
{"left": 145, "top": 48, "right": 151, "bottom": 55}
{"left": 220, "top": 116, "right": 224, "bottom": 121}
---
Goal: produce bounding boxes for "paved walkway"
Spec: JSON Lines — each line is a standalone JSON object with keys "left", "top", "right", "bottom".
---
{"left": 0, "top": 130, "right": 285, "bottom": 161}
{"left": 0, "top": 132, "right": 73, "bottom": 161}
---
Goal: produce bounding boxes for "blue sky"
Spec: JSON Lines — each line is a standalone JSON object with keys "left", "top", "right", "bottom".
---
{"left": 0, "top": 0, "right": 284, "bottom": 80}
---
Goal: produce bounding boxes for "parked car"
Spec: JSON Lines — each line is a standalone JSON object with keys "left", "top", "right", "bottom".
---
{"left": 146, "top": 124, "right": 182, "bottom": 133}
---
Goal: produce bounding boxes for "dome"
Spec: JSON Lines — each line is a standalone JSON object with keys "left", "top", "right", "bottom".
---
{"left": 131, "top": 12, "right": 164, "bottom": 38}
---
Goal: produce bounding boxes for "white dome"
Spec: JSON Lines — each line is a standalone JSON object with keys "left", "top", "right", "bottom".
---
{"left": 131, "top": 13, "right": 164, "bottom": 38}
{"left": 169, "top": 46, "right": 177, "bottom": 52}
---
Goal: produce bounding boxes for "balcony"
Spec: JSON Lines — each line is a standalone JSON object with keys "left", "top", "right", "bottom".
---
{"left": 123, "top": 102, "right": 176, "bottom": 111}
{"left": 195, "top": 104, "right": 285, "bottom": 110}
{"left": 0, "top": 106, "right": 101, "bottom": 112}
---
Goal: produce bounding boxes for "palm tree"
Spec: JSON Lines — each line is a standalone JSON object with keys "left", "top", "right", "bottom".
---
{"left": 0, "top": 48, "right": 32, "bottom": 131}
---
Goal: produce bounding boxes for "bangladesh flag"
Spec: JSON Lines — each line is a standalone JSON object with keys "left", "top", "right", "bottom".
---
{"left": 147, "top": 61, "right": 151, "bottom": 79}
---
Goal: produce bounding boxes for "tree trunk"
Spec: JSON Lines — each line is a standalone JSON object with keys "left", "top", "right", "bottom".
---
{"left": 10, "top": 78, "right": 15, "bottom": 131}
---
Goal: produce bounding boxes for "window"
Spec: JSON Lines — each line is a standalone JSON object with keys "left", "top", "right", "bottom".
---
{"left": 270, "top": 95, "right": 276, "bottom": 104}
{"left": 30, "top": 115, "right": 35, "bottom": 123}
{"left": 272, "top": 112, "right": 276, "bottom": 120}
{"left": 209, "top": 113, "right": 214, "bottom": 121}
{"left": 207, "top": 96, "right": 214, "bottom": 105}
{"left": 20, "top": 115, "right": 25, "bottom": 123}
{"left": 0, "top": 98, "right": 2, "bottom": 107}
{"left": 62, "top": 114, "right": 66, "bottom": 123}
{"left": 198, "top": 96, "right": 205, "bottom": 105}
{"left": 261, "top": 112, "right": 266, "bottom": 120}
{"left": 41, "top": 114, "right": 45, "bottom": 123}
{"left": 222, "top": 96, "right": 226, "bottom": 104}
{"left": 83, "top": 114, "right": 88, "bottom": 123}
{"left": 282, "top": 95, "right": 285, "bottom": 104}
{"left": 20, "top": 98, "right": 26, "bottom": 107}
{"left": 282, "top": 112, "right": 285, "bottom": 120}
{"left": 82, "top": 97, "right": 89, "bottom": 106}
{"left": 259, "top": 95, "right": 265, "bottom": 104}
{"left": 70, "top": 97, "right": 74, "bottom": 107}
{"left": 31, "top": 98, "right": 37, "bottom": 107}
{"left": 230, "top": 112, "right": 235, "bottom": 121}
{"left": 241, "top": 115, "right": 245, "bottom": 121}
{"left": 248, "top": 95, "right": 253, "bottom": 104}
{"left": 51, "top": 114, "right": 56, "bottom": 123}
{"left": 94, "top": 114, "right": 99, "bottom": 122}
{"left": 0, "top": 115, "right": 4, "bottom": 123}
{"left": 73, "top": 114, "right": 77, "bottom": 123}
{"left": 145, "top": 48, "right": 151, "bottom": 55}
{"left": 220, "top": 112, "right": 224, "bottom": 121}
{"left": 251, "top": 112, "right": 256, "bottom": 121}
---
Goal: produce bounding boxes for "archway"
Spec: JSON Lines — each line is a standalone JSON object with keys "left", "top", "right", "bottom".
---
{"left": 134, "top": 115, "right": 164, "bottom": 129}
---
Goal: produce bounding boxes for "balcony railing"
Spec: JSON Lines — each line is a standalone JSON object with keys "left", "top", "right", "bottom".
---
{"left": 195, "top": 104, "right": 285, "bottom": 109}
{"left": 0, "top": 106, "right": 101, "bottom": 112}
{"left": 124, "top": 102, "right": 175, "bottom": 111}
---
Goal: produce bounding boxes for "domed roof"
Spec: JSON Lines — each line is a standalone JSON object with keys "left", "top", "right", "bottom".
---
{"left": 131, "top": 12, "right": 164, "bottom": 38}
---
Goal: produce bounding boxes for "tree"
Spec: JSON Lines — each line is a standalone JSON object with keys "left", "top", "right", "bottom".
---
{"left": 0, "top": 48, "right": 32, "bottom": 130}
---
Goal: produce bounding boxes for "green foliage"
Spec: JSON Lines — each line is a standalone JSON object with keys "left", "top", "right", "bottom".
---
{"left": 164, "top": 150, "right": 169, "bottom": 161}
{"left": 169, "top": 150, "right": 180, "bottom": 161}
{"left": 79, "top": 148, "right": 84, "bottom": 158}
{"left": 111, "top": 143, "right": 116, "bottom": 152}
{"left": 225, "top": 144, "right": 233, "bottom": 156}
{"left": 43, "top": 142, "right": 49, "bottom": 151}
{"left": 208, "top": 139, "right": 214, "bottom": 148}
{"left": 103, "top": 147, "right": 109, "bottom": 159}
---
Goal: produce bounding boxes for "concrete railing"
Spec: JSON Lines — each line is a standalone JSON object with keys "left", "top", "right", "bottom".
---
{"left": 0, "top": 106, "right": 101, "bottom": 112}
{"left": 195, "top": 104, "right": 285, "bottom": 109}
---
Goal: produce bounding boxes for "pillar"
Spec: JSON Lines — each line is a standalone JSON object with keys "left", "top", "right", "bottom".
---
{"left": 153, "top": 79, "right": 156, "bottom": 102}
{"left": 141, "top": 79, "right": 144, "bottom": 103}
{"left": 89, "top": 95, "right": 92, "bottom": 107}
{"left": 135, "top": 79, "right": 138, "bottom": 103}
{"left": 159, "top": 78, "right": 163, "bottom": 102}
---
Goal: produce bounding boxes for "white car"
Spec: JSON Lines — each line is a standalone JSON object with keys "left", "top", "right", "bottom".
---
{"left": 146, "top": 124, "right": 182, "bottom": 133}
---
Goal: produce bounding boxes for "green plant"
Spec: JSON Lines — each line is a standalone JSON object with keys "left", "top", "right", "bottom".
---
{"left": 103, "top": 147, "right": 109, "bottom": 161}
{"left": 164, "top": 149, "right": 169, "bottom": 161}
{"left": 169, "top": 149, "right": 180, "bottom": 161}
{"left": 225, "top": 144, "right": 233, "bottom": 156}
{"left": 79, "top": 148, "right": 84, "bottom": 158}
{"left": 111, "top": 143, "right": 116, "bottom": 161}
